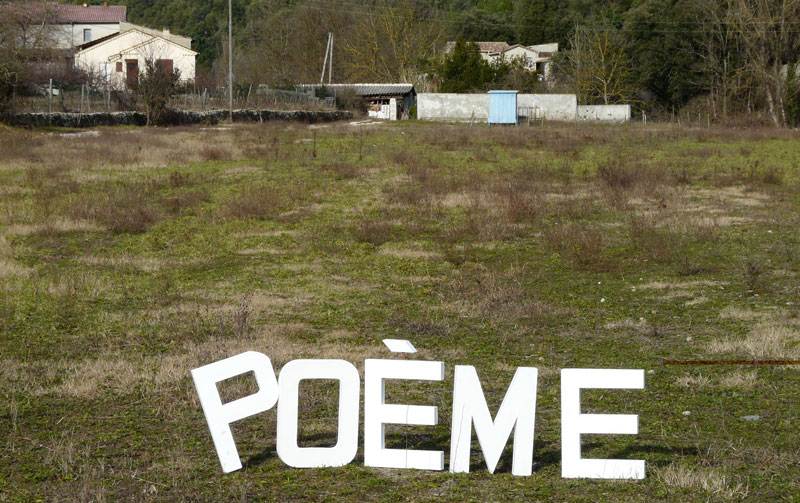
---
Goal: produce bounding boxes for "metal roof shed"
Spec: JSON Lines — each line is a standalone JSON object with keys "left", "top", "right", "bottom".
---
{"left": 488, "top": 90, "right": 518, "bottom": 125}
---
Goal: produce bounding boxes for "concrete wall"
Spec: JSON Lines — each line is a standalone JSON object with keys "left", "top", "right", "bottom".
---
{"left": 518, "top": 94, "right": 577, "bottom": 121}
{"left": 56, "top": 23, "right": 120, "bottom": 49}
{"left": 418, "top": 93, "right": 577, "bottom": 122}
{"left": 417, "top": 93, "right": 490, "bottom": 121}
{"left": 577, "top": 105, "right": 631, "bottom": 122}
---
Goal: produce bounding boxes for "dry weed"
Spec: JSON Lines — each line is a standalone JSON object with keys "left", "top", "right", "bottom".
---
{"left": 655, "top": 463, "right": 749, "bottom": 499}
{"left": 218, "top": 186, "right": 285, "bottom": 220}
{"left": 708, "top": 322, "right": 800, "bottom": 359}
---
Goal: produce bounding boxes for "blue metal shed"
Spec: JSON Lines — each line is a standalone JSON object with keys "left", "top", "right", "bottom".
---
{"left": 488, "top": 90, "right": 518, "bottom": 125}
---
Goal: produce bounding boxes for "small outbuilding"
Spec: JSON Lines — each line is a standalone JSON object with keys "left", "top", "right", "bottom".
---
{"left": 488, "top": 90, "right": 518, "bottom": 125}
{"left": 296, "top": 84, "right": 416, "bottom": 120}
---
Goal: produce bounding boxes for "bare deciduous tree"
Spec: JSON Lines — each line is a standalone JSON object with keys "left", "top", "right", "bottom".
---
{"left": 341, "top": 0, "right": 442, "bottom": 84}
{"left": 729, "top": 0, "right": 800, "bottom": 126}
{"left": 553, "top": 23, "right": 636, "bottom": 105}
{"left": 0, "top": 0, "right": 58, "bottom": 111}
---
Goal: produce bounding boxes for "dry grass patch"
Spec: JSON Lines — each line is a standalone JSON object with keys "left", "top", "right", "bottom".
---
{"left": 655, "top": 463, "right": 749, "bottom": 499}
{"left": 718, "top": 369, "right": 758, "bottom": 389}
{"left": 640, "top": 280, "right": 723, "bottom": 291}
{"left": 446, "top": 267, "right": 562, "bottom": 323}
{"left": 39, "top": 322, "right": 390, "bottom": 398}
{"left": 6, "top": 218, "right": 103, "bottom": 236}
{"left": 379, "top": 244, "right": 441, "bottom": 260}
{"left": 696, "top": 186, "right": 769, "bottom": 208}
{"left": 218, "top": 185, "right": 286, "bottom": 220}
{"left": 676, "top": 372, "right": 712, "bottom": 388}
{"left": 237, "top": 247, "right": 284, "bottom": 256}
{"left": 718, "top": 306, "right": 773, "bottom": 321}
{"left": 685, "top": 296, "right": 709, "bottom": 306}
{"left": 0, "top": 235, "right": 30, "bottom": 278}
{"left": 248, "top": 291, "right": 315, "bottom": 314}
{"left": 80, "top": 255, "right": 188, "bottom": 273}
{"left": 708, "top": 322, "right": 800, "bottom": 359}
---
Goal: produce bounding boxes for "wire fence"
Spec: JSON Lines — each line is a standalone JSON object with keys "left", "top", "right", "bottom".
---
{"left": 13, "top": 82, "right": 335, "bottom": 114}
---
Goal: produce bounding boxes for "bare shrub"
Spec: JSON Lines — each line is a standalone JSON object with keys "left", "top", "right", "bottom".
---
{"left": 353, "top": 216, "right": 395, "bottom": 246}
{"left": 218, "top": 186, "right": 284, "bottom": 220}
{"left": 627, "top": 216, "right": 685, "bottom": 264}
{"left": 68, "top": 181, "right": 163, "bottom": 233}
{"left": 743, "top": 261, "right": 764, "bottom": 293}
{"left": 490, "top": 175, "right": 542, "bottom": 223}
{"left": 321, "top": 161, "right": 360, "bottom": 179}
{"left": 167, "top": 171, "right": 191, "bottom": 188}
{"left": 746, "top": 160, "right": 783, "bottom": 186}
{"left": 383, "top": 182, "right": 424, "bottom": 206}
{"left": 447, "top": 267, "right": 558, "bottom": 324}
{"left": 546, "top": 223, "right": 608, "bottom": 270}
{"left": 163, "top": 188, "right": 210, "bottom": 216}
{"left": 198, "top": 145, "right": 235, "bottom": 161}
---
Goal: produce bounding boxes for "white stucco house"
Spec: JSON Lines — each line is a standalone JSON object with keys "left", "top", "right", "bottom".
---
{"left": 74, "top": 26, "right": 197, "bottom": 87}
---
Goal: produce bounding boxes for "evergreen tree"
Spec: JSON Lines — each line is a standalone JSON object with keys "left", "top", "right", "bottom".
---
{"left": 439, "top": 39, "right": 493, "bottom": 92}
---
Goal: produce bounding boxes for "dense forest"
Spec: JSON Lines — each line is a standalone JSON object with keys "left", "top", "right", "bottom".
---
{"left": 6, "top": 0, "right": 800, "bottom": 124}
{"left": 65, "top": 0, "right": 620, "bottom": 68}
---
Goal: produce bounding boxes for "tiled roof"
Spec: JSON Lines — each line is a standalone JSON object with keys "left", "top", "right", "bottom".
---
{"left": 296, "top": 84, "right": 415, "bottom": 96}
{"left": 56, "top": 4, "right": 127, "bottom": 23}
{"left": 445, "top": 41, "right": 511, "bottom": 53}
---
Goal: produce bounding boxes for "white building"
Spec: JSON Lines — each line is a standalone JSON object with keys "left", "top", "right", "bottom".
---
{"left": 444, "top": 41, "right": 559, "bottom": 81}
{"left": 53, "top": 3, "right": 128, "bottom": 49}
{"left": 75, "top": 27, "right": 197, "bottom": 87}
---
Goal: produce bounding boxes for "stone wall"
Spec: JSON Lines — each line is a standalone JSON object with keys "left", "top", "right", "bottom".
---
{"left": 2, "top": 109, "right": 353, "bottom": 128}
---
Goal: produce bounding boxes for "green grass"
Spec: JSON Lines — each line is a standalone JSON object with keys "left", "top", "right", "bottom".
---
{"left": 1, "top": 121, "right": 799, "bottom": 501}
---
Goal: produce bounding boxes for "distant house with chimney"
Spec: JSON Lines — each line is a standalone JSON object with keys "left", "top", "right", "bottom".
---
{"left": 444, "top": 41, "right": 559, "bottom": 81}
{"left": 74, "top": 24, "right": 197, "bottom": 86}
{"left": 48, "top": 3, "right": 197, "bottom": 87}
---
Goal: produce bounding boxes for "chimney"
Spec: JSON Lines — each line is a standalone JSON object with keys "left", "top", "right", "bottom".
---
{"left": 104, "top": 1, "right": 108, "bottom": 6}
{"left": 163, "top": 28, "right": 170, "bottom": 36}
{"left": 82, "top": 2, "right": 88, "bottom": 6}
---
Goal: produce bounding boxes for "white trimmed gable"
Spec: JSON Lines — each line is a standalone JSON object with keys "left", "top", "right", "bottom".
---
{"left": 75, "top": 29, "right": 197, "bottom": 85}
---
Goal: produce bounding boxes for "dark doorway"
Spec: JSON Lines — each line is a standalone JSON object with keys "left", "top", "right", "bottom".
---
{"left": 126, "top": 59, "right": 139, "bottom": 88}
{"left": 156, "top": 59, "right": 174, "bottom": 76}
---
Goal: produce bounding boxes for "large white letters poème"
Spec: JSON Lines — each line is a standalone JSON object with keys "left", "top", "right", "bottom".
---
{"left": 450, "top": 365, "right": 538, "bottom": 476}
{"left": 191, "top": 350, "right": 645, "bottom": 479}
{"left": 190, "top": 351, "right": 280, "bottom": 473}
{"left": 561, "top": 369, "right": 645, "bottom": 479}
{"left": 276, "top": 359, "right": 360, "bottom": 468}
{"left": 364, "top": 359, "right": 445, "bottom": 471}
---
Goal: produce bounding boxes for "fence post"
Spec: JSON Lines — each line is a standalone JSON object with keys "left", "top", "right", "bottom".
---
{"left": 48, "top": 78, "right": 53, "bottom": 114}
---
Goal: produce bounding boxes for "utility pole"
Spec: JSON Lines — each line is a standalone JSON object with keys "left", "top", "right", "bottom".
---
{"left": 228, "top": 0, "right": 233, "bottom": 122}
{"left": 320, "top": 33, "right": 331, "bottom": 85}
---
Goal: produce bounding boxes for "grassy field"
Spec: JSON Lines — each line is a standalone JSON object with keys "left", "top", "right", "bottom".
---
{"left": 1, "top": 120, "right": 799, "bottom": 502}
